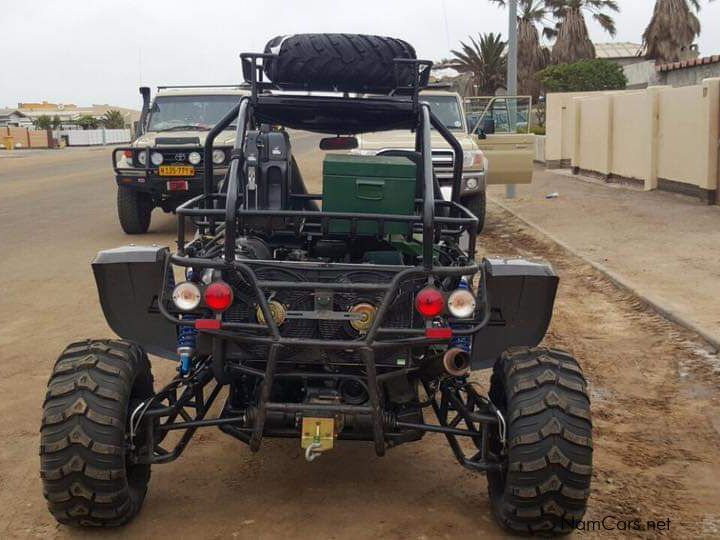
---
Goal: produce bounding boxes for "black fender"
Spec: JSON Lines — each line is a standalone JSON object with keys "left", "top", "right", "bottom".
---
{"left": 92, "top": 245, "right": 178, "bottom": 360}
{"left": 471, "top": 258, "right": 559, "bottom": 370}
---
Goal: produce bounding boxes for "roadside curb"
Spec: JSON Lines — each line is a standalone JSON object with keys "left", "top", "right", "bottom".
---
{"left": 490, "top": 196, "right": 720, "bottom": 353}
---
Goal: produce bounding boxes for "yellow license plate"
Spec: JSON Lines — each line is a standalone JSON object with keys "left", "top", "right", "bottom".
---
{"left": 159, "top": 165, "right": 194, "bottom": 176}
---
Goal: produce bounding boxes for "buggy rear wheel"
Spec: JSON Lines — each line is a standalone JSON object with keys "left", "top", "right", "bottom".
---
{"left": 40, "top": 340, "right": 154, "bottom": 527}
{"left": 487, "top": 347, "right": 592, "bottom": 536}
{"left": 117, "top": 186, "right": 153, "bottom": 234}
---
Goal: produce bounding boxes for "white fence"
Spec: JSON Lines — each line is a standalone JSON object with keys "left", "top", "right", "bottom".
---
{"left": 535, "top": 135, "right": 546, "bottom": 163}
{"left": 57, "top": 129, "right": 132, "bottom": 146}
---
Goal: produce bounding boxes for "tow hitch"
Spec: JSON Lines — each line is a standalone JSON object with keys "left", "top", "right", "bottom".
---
{"left": 301, "top": 417, "right": 335, "bottom": 462}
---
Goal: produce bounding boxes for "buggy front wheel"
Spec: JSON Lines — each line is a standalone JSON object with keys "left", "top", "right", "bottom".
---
{"left": 487, "top": 347, "right": 593, "bottom": 536}
{"left": 40, "top": 340, "right": 154, "bottom": 527}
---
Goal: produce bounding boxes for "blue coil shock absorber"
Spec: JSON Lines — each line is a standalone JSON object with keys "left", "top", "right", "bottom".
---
{"left": 177, "top": 320, "right": 197, "bottom": 376}
{"left": 450, "top": 278, "right": 472, "bottom": 353}
{"left": 172, "top": 268, "right": 198, "bottom": 377}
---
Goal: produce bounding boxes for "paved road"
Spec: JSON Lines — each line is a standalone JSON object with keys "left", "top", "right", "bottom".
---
{"left": 0, "top": 145, "right": 718, "bottom": 538}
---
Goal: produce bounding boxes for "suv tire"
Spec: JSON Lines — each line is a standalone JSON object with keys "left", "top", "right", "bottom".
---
{"left": 463, "top": 190, "right": 486, "bottom": 233}
{"left": 40, "top": 340, "right": 154, "bottom": 527}
{"left": 487, "top": 347, "right": 592, "bottom": 536}
{"left": 264, "top": 34, "right": 417, "bottom": 91}
{"left": 117, "top": 186, "right": 153, "bottom": 234}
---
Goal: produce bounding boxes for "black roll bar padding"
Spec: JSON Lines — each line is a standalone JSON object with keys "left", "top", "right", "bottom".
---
{"left": 420, "top": 104, "right": 435, "bottom": 270}
{"left": 428, "top": 110, "right": 464, "bottom": 203}
{"left": 203, "top": 101, "right": 242, "bottom": 197}
{"left": 223, "top": 99, "right": 251, "bottom": 263}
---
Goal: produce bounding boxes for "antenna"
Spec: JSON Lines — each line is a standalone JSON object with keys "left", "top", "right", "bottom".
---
{"left": 441, "top": 0, "right": 451, "bottom": 52}
{"left": 138, "top": 48, "right": 143, "bottom": 86}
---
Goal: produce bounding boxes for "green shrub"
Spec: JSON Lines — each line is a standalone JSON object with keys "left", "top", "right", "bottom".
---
{"left": 538, "top": 59, "right": 627, "bottom": 93}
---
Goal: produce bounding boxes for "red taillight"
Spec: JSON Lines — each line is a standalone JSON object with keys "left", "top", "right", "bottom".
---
{"left": 123, "top": 150, "right": 133, "bottom": 159}
{"left": 415, "top": 287, "right": 444, "bottom": 318}
{"left": 204, "top": 281, "right": 233, "bottom": 312}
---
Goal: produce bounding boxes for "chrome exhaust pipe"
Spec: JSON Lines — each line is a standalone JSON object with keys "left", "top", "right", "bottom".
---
{"left": 443, "top": 348, "right": 471, "bottom": 377}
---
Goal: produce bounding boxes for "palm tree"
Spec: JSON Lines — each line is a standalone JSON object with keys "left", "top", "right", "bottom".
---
{"left": 643, "top": 0, "right": 715, "bottom": 63}
{"left": 102, "top": 109, "right": 126, "bottom": 129}
{"left": 34, "top": 115, "right": 53, "bottom": 130}
{"left": 489, "top": 0, "right": 553, "bottom": 98}
{"left": 547, "top": 0, "right": 619, "bottom": 65}
{"left": 451, "top": 33, "right": 507, "bottom": 95}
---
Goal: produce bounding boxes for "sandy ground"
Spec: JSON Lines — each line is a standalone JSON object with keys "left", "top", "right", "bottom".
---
{"left": 488, "top": 168, "right": 720, "bottom": 348}
{"left": 0, "top": 148, "right": 719, "bottom": 538}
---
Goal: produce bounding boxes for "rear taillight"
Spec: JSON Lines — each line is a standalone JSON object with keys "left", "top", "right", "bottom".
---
{"left": 172, "top": 281, "right": 202, "bottom": 311}
{"left": 447, "top": 288, "right": 476, "bottom": 319}
{"left": 415, "top": 287, "right": 444, "bottom": 318}
{"left": 204, "top": 281, "right": 233, "bottom": 312}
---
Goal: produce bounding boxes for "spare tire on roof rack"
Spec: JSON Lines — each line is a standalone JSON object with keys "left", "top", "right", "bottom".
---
{"left": 261, "top": 33, "right": 427, "bottom": 93}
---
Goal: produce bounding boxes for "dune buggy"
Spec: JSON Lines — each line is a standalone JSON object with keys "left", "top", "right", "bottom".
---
{"left": 41, "top": 34, "right": 592, "bottom": 535}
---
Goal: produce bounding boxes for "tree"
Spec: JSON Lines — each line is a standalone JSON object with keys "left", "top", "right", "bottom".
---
{"left": 451, "top": 33, "right": 507, "bottom": 95}
{"left": 77, "top": 115, "right": 99, "bottom": 130}
{"left": 102, "top": 109, "right": 126, "bottom": 129}
{"left": 488, "top": 1, "right": 553, "bottom": 98}
{"left": 51, "top": 115, "right": 62, "bottom": 130}
{"left": 643, "top": 0, "right": 715, "bottom": 63}
{"left": 34, "top": 115, "right": 53, "bottom": 130}
{"left": 538, "top": 58, "right": 627, "bottom": 92}
{"left": 547, "top": 0, "right": 619, "bottom": 65}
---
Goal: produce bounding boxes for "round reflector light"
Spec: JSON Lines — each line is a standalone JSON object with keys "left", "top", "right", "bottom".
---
{"left": 205, "top": 281, "right": 233, "bottom": 311}
{"left": 447, "top": 288, "right": 477, "bottom": 319}
{"left": 137, "top": 150, "right": 148, "bottom": 165}
{"left": 188, "top": 151, "right": 201, "bottom": 165}
{"left": 415, "top": 287, "right": 444, "bottom": 318}
{"left": 172, "top": 281, "right": 201, "bottom": 311}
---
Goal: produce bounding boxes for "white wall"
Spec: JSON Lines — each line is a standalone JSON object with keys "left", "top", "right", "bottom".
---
{"left": 59, "top": 129, "right": 132, "bottom": 146}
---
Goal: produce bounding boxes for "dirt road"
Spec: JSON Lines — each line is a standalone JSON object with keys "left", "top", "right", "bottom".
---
{"left": 0, "top": 148, "right": 718, "bottom": 538}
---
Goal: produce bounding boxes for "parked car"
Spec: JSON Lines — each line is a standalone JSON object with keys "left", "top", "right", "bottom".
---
{"left": 112, "top": 86, "right": 249, "bottom": 234}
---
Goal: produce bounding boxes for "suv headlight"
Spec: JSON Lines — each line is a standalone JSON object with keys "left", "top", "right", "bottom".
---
{"left": 150, "top": 152, "right": 164, "bottom": 166}
{"left": 137, "top": 150, "right": 148, "bottom": 166}
{"left": 188, "top": 151, "right": 202, "bottom": 165}
{"left": 462, "top": 150, "right": 485, "bottom": 169}
{"left": 212, "top": 149, "right": 226, "bottom": 165}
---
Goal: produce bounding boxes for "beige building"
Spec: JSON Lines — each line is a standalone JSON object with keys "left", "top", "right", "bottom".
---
{"left": 17, "top": 101, "right": 140, "bottom": 128}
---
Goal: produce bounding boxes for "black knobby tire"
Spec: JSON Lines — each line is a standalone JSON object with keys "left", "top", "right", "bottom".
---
{"left": 463, "top": 190, "right": 486, "bottom": 233}
{"left": 117, "top": 186, "right": 153, "bottom": 234}
{"left": 264, "top": 34, "right": 417, "bottom": 91}
{"left": 40, "top": 340, "right": 154, "bottom": 527}
{"left": 487, "top": 347, "right": 592, "bottom": 536}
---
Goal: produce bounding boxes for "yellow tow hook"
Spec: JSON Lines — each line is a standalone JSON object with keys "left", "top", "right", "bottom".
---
{"left": 301, "top": 417, "right": 334, "bottom": 462}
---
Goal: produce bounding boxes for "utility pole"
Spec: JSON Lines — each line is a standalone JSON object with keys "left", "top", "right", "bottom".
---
{"left": 506, "top": 0, "right": 518, "bottom": 199}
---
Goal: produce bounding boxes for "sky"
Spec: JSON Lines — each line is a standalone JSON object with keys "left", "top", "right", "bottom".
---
{"left": 1, "top": 0, "right": 719, "bottom": 110}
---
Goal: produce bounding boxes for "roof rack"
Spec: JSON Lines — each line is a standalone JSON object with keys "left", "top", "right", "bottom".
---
{"left": 239, "top": 52, "right": 432, "bottom": 110}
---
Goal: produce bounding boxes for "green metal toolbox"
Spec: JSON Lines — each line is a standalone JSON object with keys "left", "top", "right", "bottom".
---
{"left": 322, "top": 154, "right": 416, "bottom": 235}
